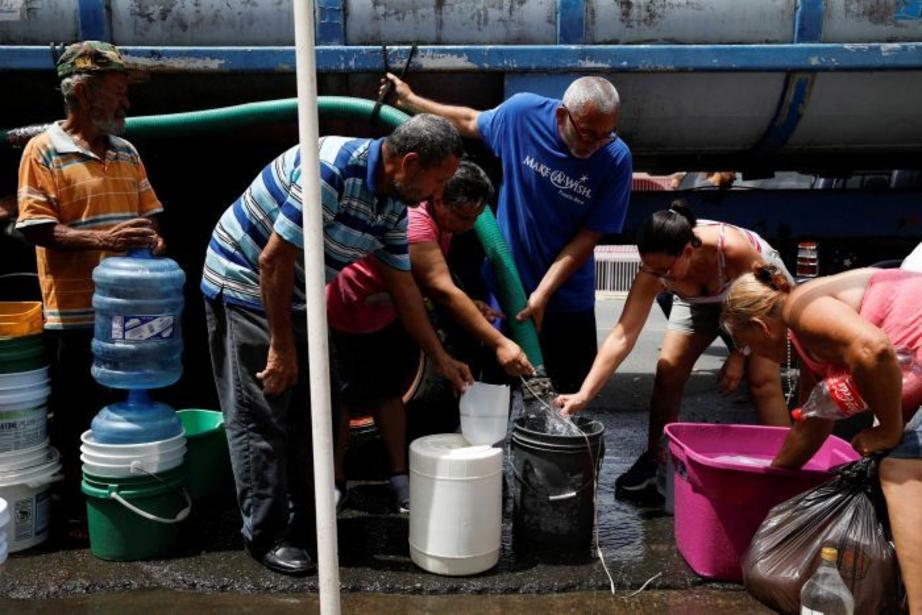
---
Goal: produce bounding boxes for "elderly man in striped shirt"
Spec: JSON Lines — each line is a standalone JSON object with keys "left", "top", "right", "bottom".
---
{"left": 201, "top": 114, "right": 473, "bottom": 575}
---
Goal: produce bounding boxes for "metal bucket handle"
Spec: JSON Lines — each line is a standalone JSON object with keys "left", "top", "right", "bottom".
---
{"left": 509, "top": 463, "right": 595, "bottom": 501}
{"left": 108, "top": 463, "right": 192, "bottom": 524}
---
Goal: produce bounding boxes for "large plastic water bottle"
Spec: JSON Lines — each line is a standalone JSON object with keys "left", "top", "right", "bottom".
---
{"left": 800, "top": 546, "right": 854, "bottom": 614}
{"left": 90, "top": 389, "right": 183, "bottom": 444}
{"left": 91, "top": 249, "right": 185, "bottom": 390}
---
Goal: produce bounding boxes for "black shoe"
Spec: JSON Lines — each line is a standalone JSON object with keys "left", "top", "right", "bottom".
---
{"left": 615, "top": 450, "right": 661, "bottom": 496}
{"left": 247, "top": 540, "right": 315, "bottom": 576}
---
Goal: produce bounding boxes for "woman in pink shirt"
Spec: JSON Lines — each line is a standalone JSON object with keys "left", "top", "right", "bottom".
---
{"left": 722, "top": 265, "right": 922, "bottom": 613}
{"left": 327, "top": 161, "right": 534, "bottom": 512}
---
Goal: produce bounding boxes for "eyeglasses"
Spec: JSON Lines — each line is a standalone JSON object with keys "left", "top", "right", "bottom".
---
{"left": 639, "top": 253, "right": 681, "bottom": 278}
{"left": 563, "top": 106, "right": 616, "bottom": 145}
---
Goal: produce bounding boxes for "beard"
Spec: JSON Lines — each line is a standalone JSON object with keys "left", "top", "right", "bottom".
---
{"left": 392, "top": 178, "right": 426, "bottom": 203}
{"left": 89, "top": 103, "right": 126, "bottom": 136}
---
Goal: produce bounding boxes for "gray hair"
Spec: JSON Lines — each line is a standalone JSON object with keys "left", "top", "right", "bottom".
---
{"left": 385, "top": 113, "right": 464, "bottom": 168}
{"left": 562, "top": 76, "right": 620, "bottom": 116}
{"left": 60, "top": 73, "right": 100, "bottom": 112}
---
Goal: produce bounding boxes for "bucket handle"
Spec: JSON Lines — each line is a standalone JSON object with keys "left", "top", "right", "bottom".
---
{"left": 509, "top": 463, "right": 594, "bottom": 501}
{"left": 110, "top": 488, "right": 191, "bottom": 524}
{"left": 108, "top": 462, "right": 192, "bottom": 524}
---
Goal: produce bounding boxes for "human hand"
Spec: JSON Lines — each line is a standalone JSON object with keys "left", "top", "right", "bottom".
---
{"left": 495, "top": 339, "right": 535, "bottom": 378}
{"left": 435, "top": 355, "right": 474, "bottom": 394}
{"left": 378, "top": 72, "right": 415, "bottom": 110}
{"left": 101, "top": 218, "right": 159, "bottom": 251}
{"left": 555, "top": 392, "right": 588, "bottom": 417}
{"left": 851, "top": 424, "right": 903, "bottom": 456}
{"left": 515, "top": 292, "right": 546, "bottom": 332}
{"left": 473, "top": 299, "right": 505, "bottom": 322}
{"left": 257, "top": 342, "right": 298, "bottom": 396}
{"left": 717, "top": 351, "right": 745, "bottom": 396}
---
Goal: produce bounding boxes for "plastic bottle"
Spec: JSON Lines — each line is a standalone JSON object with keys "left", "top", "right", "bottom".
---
{"left": 90, "top": 389, "right": 183, "bottom": 444}
{"left": 791, "top": 349, "right": 921, "bottom": 422}
{"left": 91, "top": 248, "right": 186, "bottom": 389}
{"left": 800, "top": 546, "right": 855, "bottom": 615}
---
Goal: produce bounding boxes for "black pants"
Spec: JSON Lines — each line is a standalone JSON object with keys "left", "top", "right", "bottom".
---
{"left": 539, "top": 308, "right": 598, "bottom": 394}
{"left": 46, "top": 328, "right": 115, "bottom": 516}
{"left": 204, "top": 298, "right": 318, "bottom": 551}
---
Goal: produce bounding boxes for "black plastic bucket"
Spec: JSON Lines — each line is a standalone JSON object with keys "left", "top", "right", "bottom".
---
{"left": 510, "top": 415, "right": 605, "bottom": 546}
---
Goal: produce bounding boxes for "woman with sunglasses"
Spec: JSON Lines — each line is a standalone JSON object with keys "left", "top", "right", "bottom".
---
{"left": 721, "top": 265, "right": 922, "bottom": 614}
{"left": 556, "top": 199, "right": 793, "bottom": 499}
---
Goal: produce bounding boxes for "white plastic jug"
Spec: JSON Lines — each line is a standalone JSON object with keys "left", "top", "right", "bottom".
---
{"left": 409, "top": 434, "right": 502, "bottom": 576}
{"left": 459, "top": 382, "right": 510, "bottom": 446}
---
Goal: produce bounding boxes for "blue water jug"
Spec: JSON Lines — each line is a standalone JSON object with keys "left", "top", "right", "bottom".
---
{"left": 90, "top": 390, "right": 184, "bottom": 444}
{"left": 92, "top": 249, "right": 186, "bottom": 389}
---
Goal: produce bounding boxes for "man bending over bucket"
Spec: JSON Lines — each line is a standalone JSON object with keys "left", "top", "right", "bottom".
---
{"left": 201, "top": 115, "right": 473, "bottom": 576}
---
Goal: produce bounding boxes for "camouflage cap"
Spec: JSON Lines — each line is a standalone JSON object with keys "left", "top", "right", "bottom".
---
{"left": 56, "top": 41, "right": 127, "bottom": 79}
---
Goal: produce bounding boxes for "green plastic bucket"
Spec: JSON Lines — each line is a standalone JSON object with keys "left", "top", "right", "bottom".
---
{"left": 81, "top": 467, "right": 191, "bottom": 561}
{"left": 177, "top": 409, "right": 231, "bottom": 500}
{"left": 0, "top": 335, "right": 45, "bottom": 374}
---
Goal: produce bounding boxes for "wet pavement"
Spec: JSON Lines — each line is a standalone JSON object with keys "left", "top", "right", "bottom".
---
{"left": 0, "top": 298, "right": 771, "bottom": 606}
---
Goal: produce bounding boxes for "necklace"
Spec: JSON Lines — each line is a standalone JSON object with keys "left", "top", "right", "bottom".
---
{"left": 784, "top": 330, "right": 797, "bottom": 406}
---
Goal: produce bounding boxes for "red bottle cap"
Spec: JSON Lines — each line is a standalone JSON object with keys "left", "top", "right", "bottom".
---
{"left": 791, "top": 408, "right": 805, "bottom": 422}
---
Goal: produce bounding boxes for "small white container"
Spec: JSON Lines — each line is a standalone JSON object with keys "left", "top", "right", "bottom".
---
{"left": 409, "top": 434, "right": 502, "bottom": 576}
{"left": 459, "top": 382, "right": 510, "bottom": 446}
{"left": 0, "top": 448, "right": 62, "bottom": 553}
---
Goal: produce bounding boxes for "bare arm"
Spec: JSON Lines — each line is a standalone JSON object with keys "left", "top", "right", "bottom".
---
{"left": 379, "top": 262, "right": 474, "bottom": 393}
{"left": 410, "top": 241, "right": 534, "bottom": 377}
{"left": 20, "top": 217, "right": 160, "bottom": 252}
{"left": 517, "top": 229, "right": 602, "bottom": 331}
{"left": 772, "top": 367, "right": 834, "bottom": 468}
{"left": 556, "top": 271, "right": 662, "bottom": 414}
{"left": 257, "top": 232, "right": 300, "bottom": 396}
{"left": 380, "top": 73, "right": 481, "bottom": 139}
{"left": 784, "top": 294, "right": 905, "bottom": 457}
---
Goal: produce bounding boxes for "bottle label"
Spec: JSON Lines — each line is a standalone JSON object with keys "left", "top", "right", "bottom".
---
{"left": 111, "top": 314, "right": 175, "bottom": 341}
{"left": 825, "top": 372, "right": 867, "bottom": 416}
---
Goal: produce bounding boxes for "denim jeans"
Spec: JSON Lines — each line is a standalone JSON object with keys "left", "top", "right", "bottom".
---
{"left": 204, "top": 298, "right": 317, "bottom": 550}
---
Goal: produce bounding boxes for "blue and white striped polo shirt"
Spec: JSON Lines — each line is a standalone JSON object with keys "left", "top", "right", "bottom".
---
{"left": 201, "top": 137, "right": 410, "bottom": 311}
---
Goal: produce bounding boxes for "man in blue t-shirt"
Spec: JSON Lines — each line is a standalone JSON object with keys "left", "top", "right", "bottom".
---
{"left": 382, "top": 74, "right": 632, "bottom": 392}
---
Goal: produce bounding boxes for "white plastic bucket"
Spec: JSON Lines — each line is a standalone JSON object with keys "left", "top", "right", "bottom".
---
{"left": 459, "top": 382, "right": 510, "bottom": 446}
{"left": 80, "top": 430, "right": 185, "bottom": 454}
{"left": 80, "top": 446, "right": 185, "bottom": 478}
{"left": 80, "top": 439, "right": 185, "bottom": 463}
{"left": 0, "top": 448, "right": 62, "bottom": 553}
{"left": 0, "top": 382, "right": 51, "bottom": 413}
{"left": 409, "top": 434, "right": 502, "bottom": 576}
{"left": 0, "top": 440, "right": 51, "bottom": 471}
{"left": 0, "top": 367, "right": 49, "bottom": 388}
{"left": 0, "top": 405, "right": 47, "bottom": 454}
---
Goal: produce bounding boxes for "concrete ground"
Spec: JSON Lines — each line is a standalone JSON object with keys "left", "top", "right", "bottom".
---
{"left": 0, "top": 297, "right": 775, "bottom": 612}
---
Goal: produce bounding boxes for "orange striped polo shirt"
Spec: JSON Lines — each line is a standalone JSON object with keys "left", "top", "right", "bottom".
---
{"left": 16, "top": 122, "right": 163, "bottom": 329}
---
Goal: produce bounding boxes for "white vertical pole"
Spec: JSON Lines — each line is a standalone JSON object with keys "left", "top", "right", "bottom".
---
{"left": 291, "top": 1, "right": 341, "bottom": 613}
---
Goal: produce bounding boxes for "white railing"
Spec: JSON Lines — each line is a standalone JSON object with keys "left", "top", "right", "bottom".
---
{"left": 594, "top": 245, "right": 641, "bottom": 296}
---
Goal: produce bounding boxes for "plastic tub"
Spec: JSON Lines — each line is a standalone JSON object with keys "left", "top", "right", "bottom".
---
{"left": 0, "top": 406, "right": 47, "bottom": 453}
{"left": 177, "top": 409, "right": 231, "bottom": 500}
{"left": 0, "top": 447, "right": 62, "bottom": 552}
{"left": 409, "top": 434, "right": 502, "bottom": 576}
{"left": 0, "top": 366, "right": 49, "bottom": 388}
{"left": 665, "top": 423, "right": 860, "bottom": 582}
{"left": 459, "top": 382, "right": 510, "bottom": 446}
{"left": 0, "top": 302, "right": 43, "bottom": 338}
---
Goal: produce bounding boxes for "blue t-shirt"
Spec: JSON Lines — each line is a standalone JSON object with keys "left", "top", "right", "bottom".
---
{"left": 477, "top": 93, "right": 632, "bottom": 313}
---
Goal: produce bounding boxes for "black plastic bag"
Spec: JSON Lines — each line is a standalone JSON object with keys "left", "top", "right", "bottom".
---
{"left": 743, "top": 456, "right": 903, "bottom": 614}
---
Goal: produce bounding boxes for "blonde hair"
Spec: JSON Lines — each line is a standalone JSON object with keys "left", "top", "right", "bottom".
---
{"left": 722, "top": 264, "right": 793, "bottom": 335}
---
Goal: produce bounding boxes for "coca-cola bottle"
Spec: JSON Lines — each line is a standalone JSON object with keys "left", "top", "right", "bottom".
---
{"left": 791, "top": 349, "right": 921, "bottom": 422}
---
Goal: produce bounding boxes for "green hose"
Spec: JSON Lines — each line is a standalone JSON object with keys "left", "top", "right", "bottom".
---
{"left": 2, "top": 95, "right": 543, "bottom": 368}
{"left": 473, "top": 207, "right": 544, "bottom": 369}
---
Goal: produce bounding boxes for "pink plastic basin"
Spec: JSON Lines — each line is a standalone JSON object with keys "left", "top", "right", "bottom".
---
{"left": 665, "top": 423, "right": 859, "bottom": 582}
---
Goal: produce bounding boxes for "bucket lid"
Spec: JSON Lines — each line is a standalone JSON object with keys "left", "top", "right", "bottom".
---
{"left": 410, "top": 434, "right": 502, "bottom": 478}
